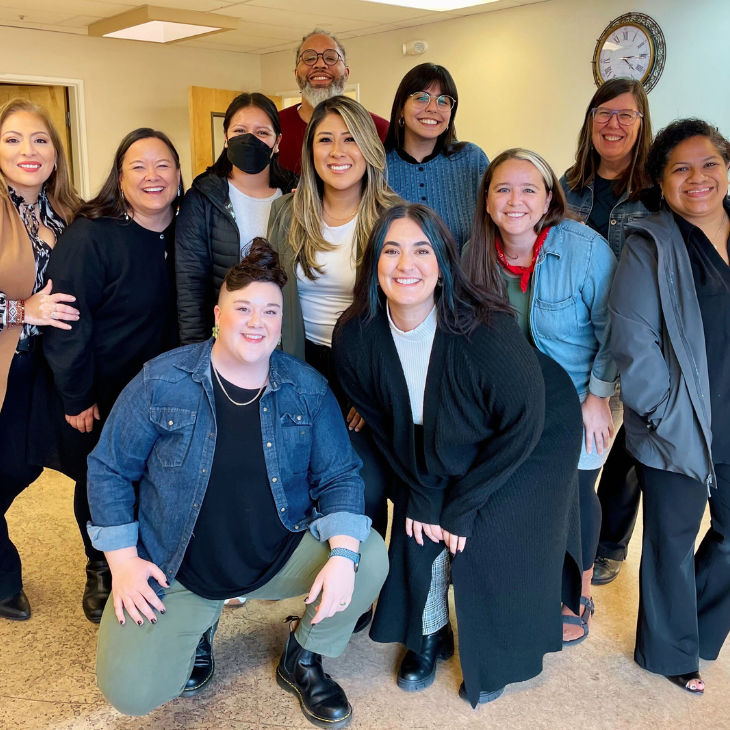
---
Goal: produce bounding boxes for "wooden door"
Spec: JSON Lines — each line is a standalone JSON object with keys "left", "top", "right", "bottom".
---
{"left": 188, "top": 86, "right": 283, "bottom": 178}
{"left": 0, "top": 85, "right": 72, "bottom": 168}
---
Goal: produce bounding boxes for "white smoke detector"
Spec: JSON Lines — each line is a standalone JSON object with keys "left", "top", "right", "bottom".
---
{"left": 403, "top": 40, "right": 428, "bottom": 55}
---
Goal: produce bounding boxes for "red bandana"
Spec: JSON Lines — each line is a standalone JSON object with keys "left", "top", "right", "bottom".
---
{"left": 495, "top": 227, "right": 551, "bottom": 293}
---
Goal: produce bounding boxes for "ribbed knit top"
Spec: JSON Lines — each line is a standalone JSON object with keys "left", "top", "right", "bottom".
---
{"left": 386, "top": 142, "right": 489, "bottom": 250}
{"left": 387, "top": 305, "right": 437, "bottom": 425}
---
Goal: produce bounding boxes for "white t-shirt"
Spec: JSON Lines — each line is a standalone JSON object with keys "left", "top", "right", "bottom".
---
{"left": 296, "top": 217, "right": 357, "bottom": 347}
{"left": 227, "top": 182, "right": 282, "bottom": 259}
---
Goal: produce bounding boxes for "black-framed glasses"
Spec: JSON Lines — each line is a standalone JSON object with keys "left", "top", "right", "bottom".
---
{"left": 298, "top": 49, "right": 343, "bottom": 67}
{"left": 591, "top": 107, "right": 644, "bottom": 126}
{"left": 408, "top": 91, "right": 456, "bottom": 112}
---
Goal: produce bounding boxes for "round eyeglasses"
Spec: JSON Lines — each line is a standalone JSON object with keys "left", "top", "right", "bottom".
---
{"left": 298, "top": 49, "right": 343, "bottom": 67}
{"left": 591, "top": 107, "right": 644, "bottom": 126}
{"left": 408, "top": 91, "right": 456, "bottom": 112}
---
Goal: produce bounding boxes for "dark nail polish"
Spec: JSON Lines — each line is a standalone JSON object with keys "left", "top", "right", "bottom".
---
{"left": 160, "top": 609, "right": 166, "bottom": 614}
{"left": 137, "top": 620, "right": 143, "bottom": 626}
{"left": 119, "top": 620, "right": 124, "bottom": 625}
{"left": 151, "top": 618, "right": 157, "bottom": 624}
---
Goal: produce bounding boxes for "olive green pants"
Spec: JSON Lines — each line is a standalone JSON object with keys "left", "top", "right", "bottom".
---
{"left": 96, "top": 530, "right": 388, "bottom": 716}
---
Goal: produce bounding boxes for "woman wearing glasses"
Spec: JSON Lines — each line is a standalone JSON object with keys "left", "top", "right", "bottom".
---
{"left": 385, "top": 63, "right": 488, "bottom": 251}
{"left": 560, "top": 78, "right": 654, "bottom": 588}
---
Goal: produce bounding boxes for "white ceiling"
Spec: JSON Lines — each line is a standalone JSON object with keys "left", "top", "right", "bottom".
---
{"left": 0, "top": 0, "right": 552, "bottom": 54}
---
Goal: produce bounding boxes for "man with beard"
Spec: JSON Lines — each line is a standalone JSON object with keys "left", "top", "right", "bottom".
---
{"left": 277, "top": 29, "right": 389, "bottom": 175}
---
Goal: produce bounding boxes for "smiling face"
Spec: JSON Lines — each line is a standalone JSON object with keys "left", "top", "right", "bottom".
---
{"left": 402, "top": 82, "right": 452, "bottom": 143}
{"left": 295, "top": 33, "right": 349, "bottom": 105}
{"left": 119, "top": 137, "right": 180, "bottom": 220}
{"left": 377, "top": 216, "right": 440, "bottom": 319}
{"left": 226, "top": 105, "right": 281, "bottom": 153}
{"left": 214, "top": 281, "right": 283, "bottom": 367}
{"left": 312, "top": 112, "right": 367, "bottom": 194}
{"left": 0, "top": 111, "right": 56, "bottom": 200}
{"left": 591, "top": 91, "right": 641, "bottom": 173}
{"left": 486, "top": 159, "right": 551, "bottom": 244}
{"left": 660, "top": 135, "right": 730, "bottom": 223}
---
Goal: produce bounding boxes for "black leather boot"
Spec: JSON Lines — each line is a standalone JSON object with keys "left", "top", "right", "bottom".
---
{"left": 181, "top": 621, "right": 218, "bottom": 697}
{"left": 353, "top": 605, "right": 373, "bottom": 634}
{"left": 592, "top": 556, "right": 622, "bottom": 585}
{"left": 0, "top": 590, "right": 31, "bottom": 621}
{"left": 82, "top": 560, "right": 112, "bottom": 623}
{"left": 276, "top": 619, "right": 353, "bottom": 729}
{"left": 397, "top": 623, "right": 454, "bottom": 692}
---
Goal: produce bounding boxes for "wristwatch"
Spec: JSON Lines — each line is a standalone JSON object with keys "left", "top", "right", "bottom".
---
{"left": 328, "top": 547, "right": 360, "bottom": 573}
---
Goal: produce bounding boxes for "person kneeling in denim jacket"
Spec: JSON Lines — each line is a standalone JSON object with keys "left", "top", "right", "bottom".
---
{"left": 86, "top": 238, "right": 388, "bottom": 727}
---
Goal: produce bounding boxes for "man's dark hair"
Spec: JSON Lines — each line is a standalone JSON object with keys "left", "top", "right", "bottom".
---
{"left": 647, "top": 117, "right": 730, "bottom": 185}
{"left": 221, "top": 238, "right": 288, "bottom": 296}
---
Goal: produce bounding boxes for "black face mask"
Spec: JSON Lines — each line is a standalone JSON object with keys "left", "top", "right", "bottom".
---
{"left": 226, "top": 133, "right": 274, "bottom": 175}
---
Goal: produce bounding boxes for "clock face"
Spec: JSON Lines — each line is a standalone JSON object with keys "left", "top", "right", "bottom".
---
{"left": 597, "top": 24, "right": 654, "bottom": 83}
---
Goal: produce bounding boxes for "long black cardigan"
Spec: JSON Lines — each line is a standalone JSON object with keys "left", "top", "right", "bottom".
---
{"left": 333, "top": 308, "right": 583, "bottom": 705}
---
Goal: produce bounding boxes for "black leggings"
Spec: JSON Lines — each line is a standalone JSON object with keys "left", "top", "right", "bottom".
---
{"left": 304, "top": 339, "right": 389, "bottom": 538}
{"left": 578, "top": 468, "right": 602, "bottom": 571}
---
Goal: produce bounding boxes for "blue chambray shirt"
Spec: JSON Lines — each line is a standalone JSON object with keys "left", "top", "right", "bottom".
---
{"left": 87, "top": 339, "right": 370, "bottom": 594}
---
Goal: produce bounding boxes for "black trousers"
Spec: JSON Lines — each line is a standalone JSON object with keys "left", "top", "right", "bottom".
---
{"left": 578, "top": 468, "right": 602, "bottom": 570}
{"left": 304, "top": 339, "right": 389, "bottom": 538}
{"left": 635, "top": 462, "right": 730, "bottom": 675}
{"left": 595, "top": 425, "right": 641, "bottom": 561}
{"left": 0, "top": 350, "right": 43, "bottom": 600}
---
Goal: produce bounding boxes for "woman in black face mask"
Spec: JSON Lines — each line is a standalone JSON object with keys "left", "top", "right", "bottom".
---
{"left": 176, "top": 92, "right": 297, "bottom": 346}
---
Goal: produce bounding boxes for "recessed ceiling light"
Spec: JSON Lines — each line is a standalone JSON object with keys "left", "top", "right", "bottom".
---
{"left": 88, "top": 5, "right": 238, "bottom": 44}
{"left": 357, "top": 0, "right": 500, "bottom": 10}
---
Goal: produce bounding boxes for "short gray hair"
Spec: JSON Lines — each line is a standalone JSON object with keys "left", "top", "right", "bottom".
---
{"left": 295, "top": 28, "right": 347, "bottom": 66}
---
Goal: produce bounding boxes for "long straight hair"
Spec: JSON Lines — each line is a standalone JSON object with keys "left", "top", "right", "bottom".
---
{"left": 464, "top": 148, "right": 566, "bottom": 298}
{"left": 74, "top": 128, "right": 183, "bottom": 221}
{"left": 338, "top": 203, "right": 511, "bottom": 338}
{"left": 287, "top": 96, "right": 400, "bottom": 280}
{"left": 564, "top": 78, "right": 652, "bottom": 201}
{"left": 383, "top": 63, "right": 464, "bottom": 157}
{"left": 208, "top": 92, "right": 295, "bottom": 191}
{"left": 0, "top": 97, "right": 81, "bottom": 221}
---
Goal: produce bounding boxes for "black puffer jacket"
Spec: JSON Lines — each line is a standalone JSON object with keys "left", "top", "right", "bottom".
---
{"left": 176, "top": 172, "right": 239, "bottom": 344}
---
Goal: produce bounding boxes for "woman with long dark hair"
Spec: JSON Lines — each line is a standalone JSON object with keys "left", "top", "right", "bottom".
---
{"left": 384, "top": 63, "right": 488, "bottom": 250}
{"left": 176, "top": 93, "right": 297, "bottom": 345}
{"left": 560, "top": 77, "right": 654, "bottom": 586}
{"left": 0, "top": 98, "right": 80, "bottom": 621}
{"left": 333, "top": 203, "right": 583, "bottom": 705}
{"left": 40, "top": 128, "right": 181, "bottom": 623}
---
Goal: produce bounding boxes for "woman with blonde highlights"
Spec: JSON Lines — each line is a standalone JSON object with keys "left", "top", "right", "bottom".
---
{"left": 0, "top": 97, "right": 80, "bottom": 621}
{"left": 268, "top": 95, "right": 398, "bottom": 553}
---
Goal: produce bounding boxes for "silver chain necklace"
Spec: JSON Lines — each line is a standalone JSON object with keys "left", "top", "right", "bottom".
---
{"left": 212, "top": 365, "right": 268, "bottom": 406}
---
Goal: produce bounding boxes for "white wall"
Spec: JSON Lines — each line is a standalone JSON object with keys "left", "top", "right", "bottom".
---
{"left": 0, "top": 26, "right": 262, "bottom": 194}
{"left": 261, "top": 0, "right": 730, "bottom": 176}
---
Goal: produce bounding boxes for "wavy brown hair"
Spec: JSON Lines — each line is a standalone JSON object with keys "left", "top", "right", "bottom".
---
{"left": 464, "top": 148, "right": 566, "bottom": 298}
{"left": 74, "top": 128, "right": 183, "bottom": 222}
{"left": 564, "top": 78, "right": 652, "bottom": 201}
{"left": 0, "top": 97, "right": 81, "bottom": 221}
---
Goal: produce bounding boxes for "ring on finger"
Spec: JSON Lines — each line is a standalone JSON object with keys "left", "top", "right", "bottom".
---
{"left": 53, "top": 304, "right": 57, "bottom": 312}
{"left": 51, "top": 312, "right": 58, "bottom": 320}
{"left": 339, "top": 601, "right": 347, "bottom": 607}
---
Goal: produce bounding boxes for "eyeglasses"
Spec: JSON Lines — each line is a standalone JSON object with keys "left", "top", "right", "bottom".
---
{"left": 408, "top": 91, "right": 456, "bottom": 112}
{"left": 298, "top": 49, "right": 343, "bottom": 67}
{"left": 591, "top": 107, "right": 644, "bottom": 126}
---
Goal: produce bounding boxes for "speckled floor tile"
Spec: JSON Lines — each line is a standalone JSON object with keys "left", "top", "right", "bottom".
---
{"left": 1, "top": 470, "right": 728, "bottom": 730}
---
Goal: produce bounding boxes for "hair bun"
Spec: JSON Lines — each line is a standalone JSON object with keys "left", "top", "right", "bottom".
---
{"left": 221, "top": 237, "right": 288, "bottom": 294}
{"left": 246, "top": 237, "right": 281, "bottom": 270}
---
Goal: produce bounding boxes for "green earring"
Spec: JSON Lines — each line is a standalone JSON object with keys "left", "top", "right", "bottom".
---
{"left": 212, "top": 324, "right": 220, "bottom": 339}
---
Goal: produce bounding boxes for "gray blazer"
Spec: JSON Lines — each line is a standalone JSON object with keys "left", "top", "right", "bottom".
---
{"left": 267, "top": 193, "right": 307, "bottom": 360}
{"left": 609, "top": 207, "right": 716, "bottom": 490}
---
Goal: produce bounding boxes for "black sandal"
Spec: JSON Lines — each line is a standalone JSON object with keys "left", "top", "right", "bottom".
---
{"left": 666, "top": 672, "right": 704, "bottom": 695}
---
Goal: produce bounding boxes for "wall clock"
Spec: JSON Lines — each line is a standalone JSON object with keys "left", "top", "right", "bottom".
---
{"left": 593, "top": 12, "right": 666, "bottom": 93}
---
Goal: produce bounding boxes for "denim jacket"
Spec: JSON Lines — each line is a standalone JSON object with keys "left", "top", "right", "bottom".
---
{"left": 87, "top": 339, "right": 370, "bottom": 593}
{"left": 559, "top": 174, "right": 651, "bottom": 260}
{"left": 528, "top": 220, "right": 618, "bottom": 401}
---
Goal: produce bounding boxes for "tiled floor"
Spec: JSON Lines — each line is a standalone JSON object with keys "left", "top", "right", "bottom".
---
{"left": 1, "top": 469, "right": 728, "bottom": 730}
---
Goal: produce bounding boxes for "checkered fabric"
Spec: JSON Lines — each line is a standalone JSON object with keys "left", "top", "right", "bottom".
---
{"left": 421, "top": 548, "right": 451, "bottom": 635}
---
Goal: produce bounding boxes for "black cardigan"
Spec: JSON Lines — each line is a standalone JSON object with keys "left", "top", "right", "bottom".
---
{"left": 333, "top": 308, "right": 583, "bottom": 704}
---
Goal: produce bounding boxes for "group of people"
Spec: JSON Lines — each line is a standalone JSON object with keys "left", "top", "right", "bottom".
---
{"left": 0, "top": 25, "right": 728, "bottom": 727}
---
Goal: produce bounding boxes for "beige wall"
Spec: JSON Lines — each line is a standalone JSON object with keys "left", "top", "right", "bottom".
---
{"left": 0, "top": 26, "right": 261, "bottom": 196}
{"left": 261, "top": 0, "right": 730, "bottom": 176}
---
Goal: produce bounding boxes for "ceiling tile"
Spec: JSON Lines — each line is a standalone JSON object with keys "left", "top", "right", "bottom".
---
{"left": 56, "top": 14, "right": 105, "bottom": 27}
{"left": 92, "top": 0, "right": 237, "bottom": 10}
{"left": 246, "top": 0, "right": 441, "bottom": 24}
{"left": 0, "top": 0, "right": 135, "bottom": 15}
{"left": 0, "top": 4, "right": 79, "bottom": 24}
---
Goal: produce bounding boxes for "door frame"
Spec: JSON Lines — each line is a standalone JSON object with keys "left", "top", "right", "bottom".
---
{"left": 0, "top": 73, "right": 90, "bottom": 198}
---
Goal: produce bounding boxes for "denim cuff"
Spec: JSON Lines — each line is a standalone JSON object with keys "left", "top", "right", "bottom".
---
{"left": 309, "top": 512, "right": 371, "bottom": 543}
{"left": 589, "top": 373, "right": 618, "bottom": 399}
{"left": 87, "top": 520, "right": 139, "bottom": 552}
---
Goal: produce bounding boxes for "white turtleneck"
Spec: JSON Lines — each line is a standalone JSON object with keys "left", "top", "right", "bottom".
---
{"left": 387, "top": 305, "right": 437, "bottom": 426}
